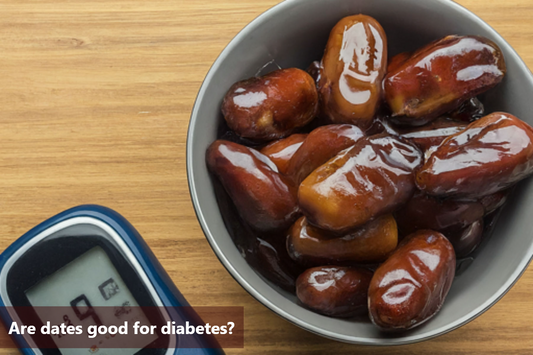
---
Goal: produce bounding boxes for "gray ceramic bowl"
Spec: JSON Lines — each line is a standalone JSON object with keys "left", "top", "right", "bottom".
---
{"left": 187, "top": 0, "right": 533, "bottom": 345}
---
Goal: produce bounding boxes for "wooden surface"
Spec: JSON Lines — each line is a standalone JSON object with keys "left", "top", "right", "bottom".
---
{"left": 0, "top": 0, "right": 532, "bottom": 354}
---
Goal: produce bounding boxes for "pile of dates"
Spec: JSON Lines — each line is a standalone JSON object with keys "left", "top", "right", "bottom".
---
{"left": 206, "top": 14, "right": 533, "bottom": 331}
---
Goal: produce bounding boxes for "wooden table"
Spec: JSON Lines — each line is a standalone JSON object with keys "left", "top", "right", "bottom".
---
{"left": 0, "top": 0, "right": 532, "bottom": 353}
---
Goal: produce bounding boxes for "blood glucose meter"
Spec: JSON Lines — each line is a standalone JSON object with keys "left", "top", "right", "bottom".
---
{"left": 0, "top": 205, "right": 223, "bottom": 354}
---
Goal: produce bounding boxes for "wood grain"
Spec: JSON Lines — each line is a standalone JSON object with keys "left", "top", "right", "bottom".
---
{"left": 0, "top": 0, "right": 532, "bottom": 354}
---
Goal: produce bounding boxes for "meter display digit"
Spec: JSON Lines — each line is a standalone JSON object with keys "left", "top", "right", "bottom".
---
{"left": 26, "top": 247, "right": 158, "bottom": 354}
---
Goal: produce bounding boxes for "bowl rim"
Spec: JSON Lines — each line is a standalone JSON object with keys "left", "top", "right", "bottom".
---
{"left": 186, "top": 0, "right": 533, "bottom": 346}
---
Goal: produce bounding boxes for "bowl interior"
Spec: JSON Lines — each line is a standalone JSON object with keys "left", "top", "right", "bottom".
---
{"left": 187, "top": 0, "right": 533, "bottom": 345}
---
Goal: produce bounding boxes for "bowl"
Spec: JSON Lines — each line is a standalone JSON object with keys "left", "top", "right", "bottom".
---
{"left": 186, "top": 0, "right": 533, "bottom": 345}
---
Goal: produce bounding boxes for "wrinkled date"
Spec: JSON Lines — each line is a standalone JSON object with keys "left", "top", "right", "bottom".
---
{"left": 385, "top": 35, "right": 506, "bottom": 126}
{"left": 395, "top": 191, "right": 485, "bottom": 236}
{"left": 287, "top": 214, "right": 398, "bottom": 265}
{"left": 222, "top": 68, "right": 318, "bottom": 140}
{"left": 368, "top": 230, "right": 456, "bottom": 330}
{"left": 417, "top": 112, "right": 533, "bottom": 198}
{"left": 299, "top": 134, "right": 422, "bottom": 232}
{"left": 285, "top": 124, "right": 364, "bottom": 185}
{"left": 206, "top": 140, "right": 299, "bottom": 232}
{"left": 318, "top": 15, "right": 388, "bottom": 128}
{"left": 296, "top": 266, "right": 373, "bottom": 317}
{"left": 260, "top": 133, "right": 308, "bottom": 174}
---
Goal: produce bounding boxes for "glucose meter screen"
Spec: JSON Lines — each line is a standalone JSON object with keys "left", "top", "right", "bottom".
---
{"left": 25, "top": 247, "right": 158, "bottom": 355}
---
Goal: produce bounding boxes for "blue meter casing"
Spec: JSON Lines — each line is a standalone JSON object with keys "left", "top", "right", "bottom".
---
{"left": 0, "top": 205, "right": 224, "bottom": 355}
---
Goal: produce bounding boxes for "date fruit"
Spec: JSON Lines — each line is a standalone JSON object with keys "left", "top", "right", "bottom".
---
{"left": 480, "top": 190, "right": 509, "bottom": 215}
{"left": 395, "top": 191, "right": 485, "bottom": 236}
{"left": 260, "top": 133, "right": 308, "bottom": 174}
{"left": 417, "top": 112, "right": 533, "bottom": 198}
{"left": 368, "top": 230, "right": 456, "bottom": 330}
{"left": 206, "top": 140, "right": 299, "bottom": 232}
{"left": 385, "top": 35, "right": 506, "bottom": 125}
{"left": 396, "top": 117, "right": 468, "bottom": 152}
{"left": 318, "top": 15, "right": 387, "bottom": 128}
{"left": 307, "top": 60, "right": 322, "bottom": 86}
{"left": 285, "top": 124, "right": 364, "bottom": 185}
{"left": 287, "top": 214, "right": 398, "bottom": 265}
{"left": 222, "top": 68, "right": 318, "bottom": 140}
{"left": 213, "top": 177, "right": 304, "bottom": 293}
{"left": 252, "top": 236, "right": 305, "bottom": 293}
{"left": 296, "top": 266, "right": 372, "bottom": 317}
{"left": 442, "top": 220, "right": 484, "bottom": 258}
{"left": 448, "top": 97, "right": 485, "bottom": 122}
{"left": 299, "top": 134, "right": 422, "bottom": 232}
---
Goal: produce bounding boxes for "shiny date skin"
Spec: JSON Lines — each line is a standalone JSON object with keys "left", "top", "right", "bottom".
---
{"left": 206, "top": 140, "right": 299, "bottom": 232}
{"left": 318, "top": 15, "right": 388, "bottom": 129}
{"left": 417, "top": 112, "right": 533, "bottom": 198}
{"left": 368, "top": 230, "right": 456, "bottom": 330}
{"left": 260, "top": 133, "right": 308, "bottom": 175}
{"left": 285, "top": 124, "right": 364, "bottom": 185}
{"left": 395, "top": 191, "right": 485, "bottom": 236}
{"left": 395, "top": 117, "right": 468, "bottom": 152}
{"left": 222, "top": 68, "right": 318, "bottom": 141}
{"left": 299, "top": 134, "right": 423, "bottom": 233}
{"left": 384, "top": 35, "right": 506, "bottom": 126}
{"left": 365, "top": 116, "right": 467, "bottom": 153}
{"left": 287, "top": 214, "right": 398, "bottom": 265}
{"left": 442, "top": 219, "right": 484, "bottom": 258}
{"left": 296, "top": 266, "right": 373, "bottom": 317}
